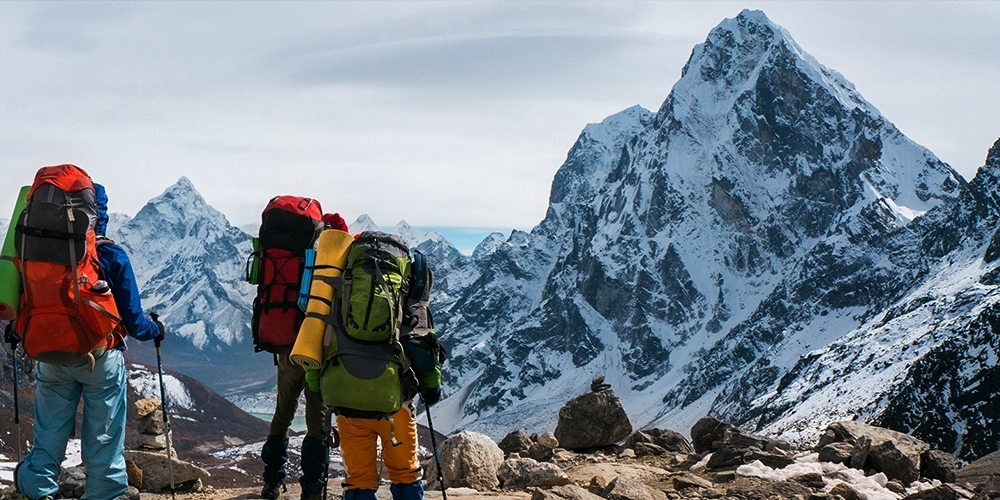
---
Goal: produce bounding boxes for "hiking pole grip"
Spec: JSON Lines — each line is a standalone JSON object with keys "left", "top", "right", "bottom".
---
{"left": 424, "top": 402, "right": 447, "bottom": 500}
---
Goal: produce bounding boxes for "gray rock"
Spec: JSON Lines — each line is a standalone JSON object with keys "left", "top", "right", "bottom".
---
{"left": 886, "top": 480, "right": 907, "bottom": 495}
{"left": 850, "top": 436, "right": 871, "bottom": 470}
{"left": 973, "top": 475, "right": 1000, "bottom": 500}
{"left": 126, "top": 485, "right": 140, "bottom": 500}
{"left": 691, "top": 417, "right": 731, "bottom": 453}
{"left": 623, "top": 429, "right": 694, "bottom": 455}
{"left": 125, "top": 450, "right": 211, "bottom": 492}
{"left": 690, "top": 417, "right": 768, "bottom": 453}
{"left": 819, "top": 443, "right": 855, "bottom": 465}
{"left": 672, "top": 472, "right": 713, "bottom": 490}
{"left": 956, "top": 450, "right": 1000, "bottom": 489}
{"left": 425, "top": 431, "right": 504, "bottom": 491}
{"left": 532, "top": 484, "right": 605, "bottom": 500}
{"left": 498, "top": 458, "right": 571, "bottom": 489}
{"left": 137, "top": 411, "right": 165, "bottom": 435}
{"left": 822, "top": 421, "right": 930, "bottom": 484}
{"left": 829, "top": 482, "right": 864, "bottom": 500}
{"left": 528, "top": 442, "right": 555, "bottom": 462}
{"left": 602, "top": 476, "right": 667, "bottom": 500}
{"left": 769, "top": 481, "right": 814, "bottom": 500}
{"left": 135, "top": 432, "right": 168, "bottom": 450}
{"left": 901, "top": 484, "right": 975, "bottom": 500}
{"left": 922, "top": 450, "right": 958, "bottom": 483}
{"left": 633, "top": 442, "right": 668, "bottom": 457}
{"left": 538, "top": 432, "right": 560, "bottom": 449}
{"left": 58, "top": 466, "right": 86, "bottom": 498}
{"left": 554, "top": 389, "right": 632, "bottom": 450}
{"left": 792, "top": 473, "right": 826, "bottom": 490}
{"left": 500, "top": 430, "right": 534, "bottom": 457}
{"left": 619, "top": 448, "right": 636, "bottom": 458}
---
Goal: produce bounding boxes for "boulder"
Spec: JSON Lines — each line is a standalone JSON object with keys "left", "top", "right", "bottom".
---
{"left": 498, "top": 458, "right": 571, "bottom": 489}
{"left": 623, "top": 429, "right": 694, "bottom": 455}
{"left": 137, "top": 410, "right": 165, "bottom": 435}
{"left": 500, "top": 430, "right": 534, "bottom": 457}
{"left": 821, "top": 421, "right": 930, "bottom": 483}
{"left": 602, "top": 476, "right": 667, "bottom": 500}
{"left": 425, "top": 431, "right": 504, "bottom": 491}
{"left": 538, "top": 432, "right": 560, "bottom": 449}
{"left": 922, "top": 450, "right": 958, "bottom": 483}
{"left": 901, "top": 484, "right": 975, "bottom": 500}
{"left": 851, "top": 435, "right": 872, "bottom": 470}
{"left": 125, "top": 450, "right": 211, "bottom": 492}
{"left": 819, "top": 442, "right": 855, "bottom": 465}
{"left": 972, "top": 475, "right": 1000, "bottom": 500}
{"left": 956, "top": 450, "right": 1000, "bottom": 489}
{"left": 554, "top": 389, "right": 632, "bottom": 450}
{"left": 690, "top": 417, "right": 767, "bottom": 453}
{"left": 527, "top": 443, "right": 555, "bottom": 462}
{"left": 618, "top": 448, "right": 636, "bottom": 459}
{"left": 564, "top": 463, "right": 668, "bottom": 485}
{"left": 691, "top": 417, "right": 731, "bottom": 453}
{"left": 791, "top": 472, "right": 826, "bottom": 490}
{"left": 532, "top": 485, "right": 604, "bottom": 500}
{"left": 134, "top": 398, "right": 160, "bottom": 418}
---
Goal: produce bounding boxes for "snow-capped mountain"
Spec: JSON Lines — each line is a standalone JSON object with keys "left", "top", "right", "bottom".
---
{"left": 110, "top": 177, "right": 270, "bottom": 393}
{"left": 434, "top": 9, "right": 995, "bottom": 460}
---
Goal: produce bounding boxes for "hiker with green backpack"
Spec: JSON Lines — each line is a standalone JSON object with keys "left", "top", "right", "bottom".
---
{"left": 298, "top": 231, "right": 445, "bottom": 500}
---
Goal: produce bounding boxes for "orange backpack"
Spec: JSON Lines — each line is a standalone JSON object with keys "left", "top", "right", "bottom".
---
{"left": 14, "top": 165, "right": 125, "bottom": 367}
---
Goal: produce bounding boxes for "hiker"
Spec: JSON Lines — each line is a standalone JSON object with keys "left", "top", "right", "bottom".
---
{"left": 13, "top": 167, "right": 163, "bottom": 500}
{"left": 301, "top": 231, "right": 445, "bottom": 500}
{"left": 252, "top": 199, "right": 344, "bottom": 500}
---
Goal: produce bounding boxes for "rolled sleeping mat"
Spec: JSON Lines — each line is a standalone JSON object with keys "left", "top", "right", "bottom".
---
{"left": 291, "top": 229, "right": 353, "bottom": 369}
{"left": 0, "top": 186, "right": 30, "bottom": 321}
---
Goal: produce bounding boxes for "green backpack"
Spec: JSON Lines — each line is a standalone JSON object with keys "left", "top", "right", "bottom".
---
{"left": 321, "top": 231, "right": 414, "bottom": 414}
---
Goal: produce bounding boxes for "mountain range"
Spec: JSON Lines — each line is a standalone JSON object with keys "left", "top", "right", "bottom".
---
{"left": 0, "top": 9, "right": 995, "bottom": 462}
{"left": 428, "top": 10, "right": 998, "bottom": 461}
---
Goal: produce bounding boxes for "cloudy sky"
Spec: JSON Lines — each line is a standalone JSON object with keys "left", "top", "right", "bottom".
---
{"left": 1, "top": 1, "right": 998, "bottom": 238}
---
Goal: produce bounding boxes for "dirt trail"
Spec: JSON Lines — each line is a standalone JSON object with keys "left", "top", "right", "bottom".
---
{"left": 140, "top": 484, "right": 530, "bottom": 500}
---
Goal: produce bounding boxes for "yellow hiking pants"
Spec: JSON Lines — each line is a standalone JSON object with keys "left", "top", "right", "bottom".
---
{"left": 338, "top": 406, "right": 420, "bottom": 491}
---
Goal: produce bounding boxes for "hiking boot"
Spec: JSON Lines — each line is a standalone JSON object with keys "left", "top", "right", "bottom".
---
{"left": 299, "top": 490, "right": 324, "bottom": 500}
{"left": 261, "top": 482, "right": 285, "bottom": 500}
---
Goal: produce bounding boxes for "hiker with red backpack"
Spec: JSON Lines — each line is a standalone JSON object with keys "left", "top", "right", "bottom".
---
{"left": 11, "top": 166, "right": 163, "bottom": 500}
{"left": 249, "top": 196, "right": 347, "bottom": 500}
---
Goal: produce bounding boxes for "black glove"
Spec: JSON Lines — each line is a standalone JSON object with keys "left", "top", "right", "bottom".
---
{"left": 420, "top": 387, "right": 441, "bottom": 406}
{"left": 150, "top": 313, "right": 165, "bottom": 343}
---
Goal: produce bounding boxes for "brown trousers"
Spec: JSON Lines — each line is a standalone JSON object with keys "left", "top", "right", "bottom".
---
{"left": 270, "top": 352, "right": 327, "bottom": 438}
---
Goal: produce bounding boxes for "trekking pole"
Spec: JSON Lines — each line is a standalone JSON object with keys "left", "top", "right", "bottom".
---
{"left": 5, "top": 322, "right": 21, "bottom": 461}
{"left": 153, "top": 334, "right": 177, "bottom": 500}
{"left": 322, "top": 408, "right": 339, "bottom": 500}
{"left": 423, "top": 402, "right": 447, "bottom": 500}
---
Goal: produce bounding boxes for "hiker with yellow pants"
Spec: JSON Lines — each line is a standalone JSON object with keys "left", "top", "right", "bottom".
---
{"left": 296, "top": 230, "right": 444, "bottom": 500}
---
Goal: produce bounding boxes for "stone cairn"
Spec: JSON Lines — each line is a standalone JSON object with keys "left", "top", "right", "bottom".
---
{"left": 132, "top": 397, "right": 170, "bottom": 454}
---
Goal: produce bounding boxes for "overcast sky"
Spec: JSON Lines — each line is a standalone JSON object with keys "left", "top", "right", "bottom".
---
{"left": 1, "top": 1, "right": 997, "bottom": 232}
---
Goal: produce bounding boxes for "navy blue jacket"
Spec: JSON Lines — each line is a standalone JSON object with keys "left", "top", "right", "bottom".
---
{"left": 94, "top": 183, "right": 158, "bottom": 345}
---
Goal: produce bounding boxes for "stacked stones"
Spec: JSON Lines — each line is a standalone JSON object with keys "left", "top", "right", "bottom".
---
{"left": 132, "top": 397, "right": 170, "bottom": 454}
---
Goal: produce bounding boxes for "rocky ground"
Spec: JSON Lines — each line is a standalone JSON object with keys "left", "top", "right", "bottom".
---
{"left": 1, "top": 386, "right": 998, "bottom": 500}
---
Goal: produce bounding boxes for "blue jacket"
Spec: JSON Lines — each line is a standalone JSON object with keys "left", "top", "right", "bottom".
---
{"left": 94, "top": 183, "right": 158, "bottom": 344}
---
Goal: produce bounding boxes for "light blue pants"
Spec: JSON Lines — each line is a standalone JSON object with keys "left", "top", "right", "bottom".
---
{"left": 17, "top": 349, "right": 128, "bottom": 500}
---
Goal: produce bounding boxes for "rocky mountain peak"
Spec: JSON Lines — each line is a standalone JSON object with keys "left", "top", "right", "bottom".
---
{"left": 987, "top": 137, "right": 1000, "bottom": 169}
{"left": 350, "top": 213, "right": 379, "bottom": 233}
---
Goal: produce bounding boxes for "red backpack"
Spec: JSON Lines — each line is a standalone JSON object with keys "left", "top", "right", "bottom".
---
{"left": 251, "top": 196, "right": 324, "bottom": 353}
{"left": 14, "top": 165, "right": 125, "bottom": 367}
